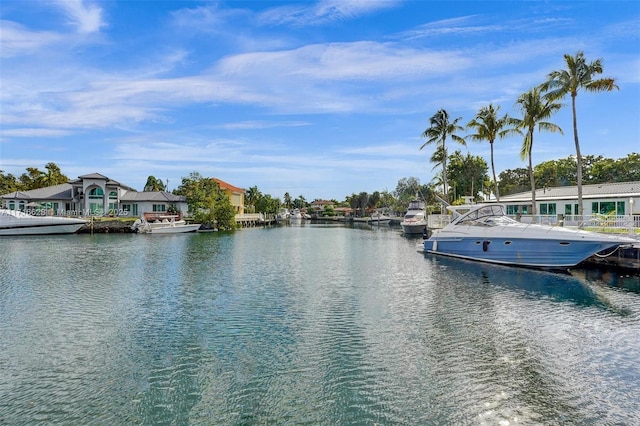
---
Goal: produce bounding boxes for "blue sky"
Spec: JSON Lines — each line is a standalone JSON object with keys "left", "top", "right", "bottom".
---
{"left": 1, "top": 1, "right": 638, "bottom": 201}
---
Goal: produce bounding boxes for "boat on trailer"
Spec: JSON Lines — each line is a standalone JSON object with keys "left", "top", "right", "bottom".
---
{"left": 423, "top": 204, "right": 638, "bottom": 269}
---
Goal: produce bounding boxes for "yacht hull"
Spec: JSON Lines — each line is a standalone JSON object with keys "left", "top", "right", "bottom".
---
{"left": 0, "top": 222, "right": 86, "bottom": 236}
{"left": 424, "top": 237, "right": 624, "bottom": 268}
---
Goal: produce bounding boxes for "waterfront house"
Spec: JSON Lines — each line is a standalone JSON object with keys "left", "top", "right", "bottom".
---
{"left": 497, "top": 181, "right": 639, "bottom": 227}
{"left": 213, "top": 178, "right": 245, "bottom": 215}
{"left": 0, "top": 173, "right": 189, "bottom": 218}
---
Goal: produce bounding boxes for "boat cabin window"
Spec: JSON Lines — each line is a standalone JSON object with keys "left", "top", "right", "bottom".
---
{"left": 454, "top": 205, "right": 516, "bottom": 226}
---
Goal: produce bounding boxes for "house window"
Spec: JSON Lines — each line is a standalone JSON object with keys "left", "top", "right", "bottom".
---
{"left": 565, "top": 204, "right": 579, "bottom": 216}
{"left": 592, "top": 201, "right": 623, "bottom": 215}
{"left": 9, "top": 201, "right": 15, "bottom": 210}
{"left": 107, "top": 191, "right": 118, "bottom": 214}
{"left": 152, "top": 204, "right": 166, "bottom": 212}
{"left": 88, "top": 187, "right": 104, "bottom": 215}
{"left": 540, "top": 203, "right": 556, "bottom": 215}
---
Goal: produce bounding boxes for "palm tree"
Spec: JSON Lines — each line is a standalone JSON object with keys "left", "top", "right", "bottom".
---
{"left": 541, "top": 51, "right": 618, "bottom": 221}
{"left": 144, "top": 176, "right": 166, "bottom": 192}
{"left": 466, "top": 104, "right": 520, "bottom": 202}
{"left": 512, "top": 87, "right": 563, "bottom": 216}
{"left": 245, "top": 186, "right": 260, "bottom": 213}
{"left": 420, "top": 109, "right": 465, "bottom": 203}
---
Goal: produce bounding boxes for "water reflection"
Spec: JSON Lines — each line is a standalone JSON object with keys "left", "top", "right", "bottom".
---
{"left": 425, "top": 255, "right": 611, "bottom": 309}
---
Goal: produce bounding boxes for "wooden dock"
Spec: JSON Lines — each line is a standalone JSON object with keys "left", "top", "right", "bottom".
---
{"left": 235, "top": 213, "right": 276, "bottom": 227}
{"left": 583, "top": 244, "right": 640, "bottom": 272}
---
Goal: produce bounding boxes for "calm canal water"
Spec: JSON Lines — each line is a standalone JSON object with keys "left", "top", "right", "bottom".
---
{"left": 1, "top": 223, "right": 639, "bottom": 425}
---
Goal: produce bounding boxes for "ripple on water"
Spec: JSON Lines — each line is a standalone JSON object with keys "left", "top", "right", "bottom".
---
{"left": 1, "top": 228, "right": 639, "bottom": 424}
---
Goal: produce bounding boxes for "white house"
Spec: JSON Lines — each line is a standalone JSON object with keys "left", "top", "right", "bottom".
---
{"left": 498, "top": 181, "right": 640, "bottom": 218}
{"left": 1, "top": 173, "right": 189, "bottom": 219}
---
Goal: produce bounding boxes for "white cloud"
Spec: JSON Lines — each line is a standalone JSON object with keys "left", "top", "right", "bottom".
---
{"left": 54, "top": 0, "right": 105, "bottom": 34}
{"left": 0, "top": 21, "right": 63, "bottom": 57}
{"left": 258, "top": 0, "right": 401, "bottom": 27}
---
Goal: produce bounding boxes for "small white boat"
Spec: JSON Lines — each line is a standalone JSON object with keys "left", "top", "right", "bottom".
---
{"left": 401, "top": 199, "right": 427, "bottom": 235}
{"left": 132, "top": 217, "right": 201, "bottom": 234}
{"left": 0, "top": 209, "right": 87, "bottom": 236}
{"left": 290, "top": 208, "right": 303, "bottom": 221}
{"left": 368, "top": 211, "right": 391, "bottom": 225}
{"left": 423, "top": 203, "right": 638, "bottom": 269}
{"left": 276, "top": 208, "right": 290, "bottom": 223}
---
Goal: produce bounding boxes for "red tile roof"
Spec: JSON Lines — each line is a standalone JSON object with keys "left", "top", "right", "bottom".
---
{"left": 212, "top": 178, "right": 244, "bottom": 193}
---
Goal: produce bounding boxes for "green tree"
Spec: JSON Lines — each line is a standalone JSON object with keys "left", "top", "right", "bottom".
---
{"left": 466, "top": 104, "right": 519, "bottom": 201}
{"left": 512, "top": 87, "right": 563, "bottom": 215}
{"left": 283, "top": 192, "right": 292, "bottom": 209}
{"left": 212, "top": 191, "right": 237, "bottom": 230}
{"left": 19, "top": 167, "right": 45, "bottom": 190}
{"left": 293, "top": 195, "right": 307, "bottom": 209}
{"left": 420, "top": 109, "right": 465, "bottom": 203}
{"left": 0, "top": 170, "right": 21, "bottom": 194}
{"left": 245, "top": 186, "right": 261, "bottom": 213}
{"left": 255, "top": 193, "right": 279, "bottom": 214}
{"left": 144, "top": 176, "right": 166, "bottom": 192}
{"left": 498, "top": 168, "right": 531, "bottom": 196}
{"left": 447, "top": 150, "right": 489, "bottom": 202}
{"left": 542, "top": 51, "right": 618, "bottom": 218}
{"left": 173, "top": 172, "right": 235, "bottom": 229}
{"left": 40, "top": 163, "right": 68, "bottom": 187}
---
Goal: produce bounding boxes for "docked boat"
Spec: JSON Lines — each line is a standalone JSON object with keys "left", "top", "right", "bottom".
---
{"left": 275, "top": 208, "right": 290, "bottom": 223}
{"left": 423, "top": 203, "right": 638, "bottom": 269}
{"left": 368, "top": 211, "right": 391, "bottom": 225}
{"left": 290, "top": 208, "right": 303, "bottom": 221}
{"left": 401, "top": 199, "right": 427, "bottom": 235}
{"left": 0, "top": 208, "right": 87, "bottom": 235}
{"left": 132, "top": 216, "right": 201, "bottom": 234}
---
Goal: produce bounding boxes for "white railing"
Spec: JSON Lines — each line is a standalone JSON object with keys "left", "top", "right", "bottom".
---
{"left": 235, "top": 213, "right": 265, "bottom": 222}
{"left": 516, "top": 214, "right": 636, "bottom": 230}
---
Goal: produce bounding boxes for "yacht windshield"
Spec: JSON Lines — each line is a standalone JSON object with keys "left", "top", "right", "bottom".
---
{"left": 453, "top": 205, "right": 517, "bottom": 226}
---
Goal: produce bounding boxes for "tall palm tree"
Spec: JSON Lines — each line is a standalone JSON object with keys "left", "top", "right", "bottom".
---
{"left": 466, "top": 104, "right": 520, "bottom": 202}
{"left": 541, "top": 51, "right": 618, "bottom": 220}
{"left": 420, "top": 109, "right": 465, "bottom": 203}
{"left": 512, "top": 87, "right": 563, "bottom": 216}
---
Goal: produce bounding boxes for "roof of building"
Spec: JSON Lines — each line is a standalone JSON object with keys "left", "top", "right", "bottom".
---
{"left": 500, "top": 181, "right": 640, "bottom": 202}
{"left": 1, "top": 183, "right": 72, "bottom": 200}
{"left": 68, "top": 173, "right": 136, "bottom": 191}
{"left": 213, "top": 178, "right": 244, "bottom": 193}
{"left": 120, "top": 191, "right": 185, "bottom": 202}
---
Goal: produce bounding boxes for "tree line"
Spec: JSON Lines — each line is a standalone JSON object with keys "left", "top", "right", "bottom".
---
{"left": 419, "top": 51, "right": 620, "bottom": 216}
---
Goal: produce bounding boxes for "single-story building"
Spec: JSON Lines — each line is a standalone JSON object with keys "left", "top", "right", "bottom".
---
{"left": 498, "top": 181, "right": 640, "bottom": 218}
{"left": 0, "top": 173, "right": 189, "bottom": 218}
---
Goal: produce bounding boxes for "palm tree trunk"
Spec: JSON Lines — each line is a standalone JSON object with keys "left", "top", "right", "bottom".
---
{"left": 490, "top": 141, "right": 499, "bottom": 202}
{"left": 572, "top": 93, "right": 584, "bottom": 227}
{"left": 528, "top": 132, "right": 536, "bottom": 218}
{"left": 442, "top": 146, "right": 449, "bottom": 203}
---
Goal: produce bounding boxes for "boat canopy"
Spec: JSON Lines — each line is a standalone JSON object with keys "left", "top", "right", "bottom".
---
{"left": 449, "top": 204, "right": 518, "bottom": 227}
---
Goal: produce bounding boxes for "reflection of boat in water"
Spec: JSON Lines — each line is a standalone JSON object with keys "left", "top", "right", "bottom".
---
{"left": 424, "top": 204, "right": 637, "bottom": 269}
{"left": 0, "top": 209, "right": 87, "bottom": 235}
{"left": 401, "top": 199, "right": 427, "bottom": 235}
{"left": 426, "top": 255, "right": 611, "bottom": 309}
{"left": 132, "top": 216, "right": 201, "bottom": 234}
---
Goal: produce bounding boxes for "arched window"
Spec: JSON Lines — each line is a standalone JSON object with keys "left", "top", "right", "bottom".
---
{"left": 88, "top": 187, "right": 104, "bottom": 216}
